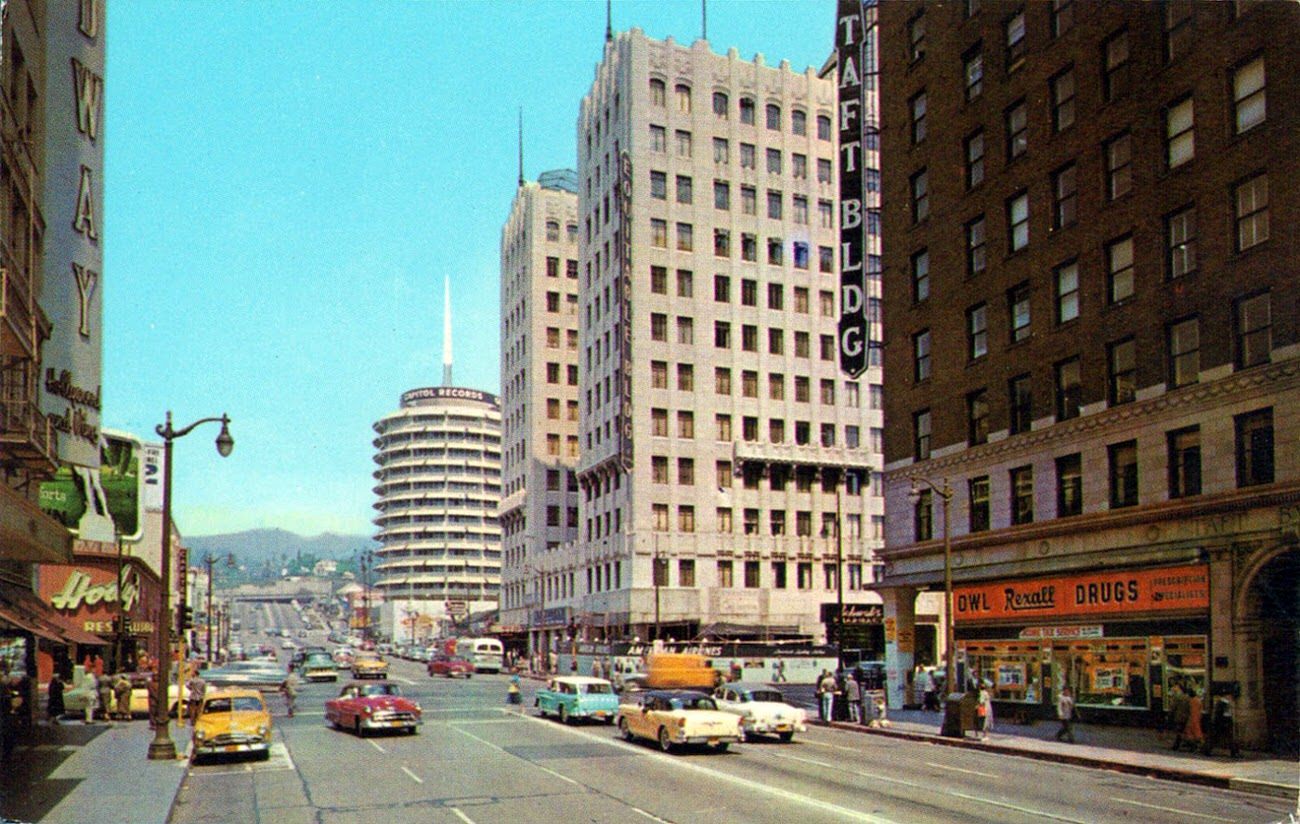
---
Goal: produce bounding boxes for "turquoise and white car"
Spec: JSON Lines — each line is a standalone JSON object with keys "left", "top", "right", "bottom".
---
{"left": 534, "top": 676, "right": 618, "bottom": 724}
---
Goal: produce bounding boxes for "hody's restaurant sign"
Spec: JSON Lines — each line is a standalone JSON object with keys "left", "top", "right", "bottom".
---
{"left": 954, "top": 565, "right": 1208, "bottom": 622}
{"left": 48, "top": 566, "right": 140, "bottom": 613}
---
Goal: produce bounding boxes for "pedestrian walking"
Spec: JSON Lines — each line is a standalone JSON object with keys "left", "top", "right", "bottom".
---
{"left": 1184, "top": 688, "right": 1205, "bottom": 752}
{"left": 113, "top": 672, "right": 132, "bottom": 721}
{"left": 977, "top": 681, "right": 995, "bottom": 740}
{"left": 816, "top": 670, "right": 837, "bottom": 722}
{"left": 846, "top": 671, "right": 863, "bottom": 724}
{"left": 280, "top": 671, "right": 300, "bottom": 717}
{"left": 1202, "top": 691, "right": 1241, "bottom": 758}
{"left": 1167, "top": 683, "right": 1190, "bottom": 751}
{"left": 506, "top": 674, "right": 522, "bottom": 709}
{"left": 1054, "top": 686, "right": 1075, "bottom": 743}
{"left": 186, "top": 671, "right": 207, "bottom": 725}
{"left": 47, "top": 671, "right": 65, "bottom": 722}
{"left": 83, "top": 670, "right": 99, "bottom": 723}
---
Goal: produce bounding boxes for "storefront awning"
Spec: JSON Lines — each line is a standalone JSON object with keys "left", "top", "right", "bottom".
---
{"left": 0, "top": 585, "right": 107, "bottom": 646}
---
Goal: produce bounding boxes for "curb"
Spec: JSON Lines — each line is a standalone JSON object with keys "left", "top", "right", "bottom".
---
{"left": 812, "top": 720, "right": 1298, "bottom": 802}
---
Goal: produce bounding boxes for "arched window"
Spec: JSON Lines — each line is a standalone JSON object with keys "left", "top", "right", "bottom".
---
{"left": 649, "top": 78, "right": 666, "bottom": 106}
{"left": 791, "top": 109, "right": 807, "bottom": 136}
{"left": 817, "top": 114, "right": 832, "bottom": 140}
{"left": 739, "top": 97, "right": 755, "bottom": 125}
{"left": 675, "top": 84, "right": 692, "bottom": 113}
{"left": 712, "top": 91, "right": 729, "bottom": 118}
{"left": 766, "top": 103, "right": 782, "bottom": 130}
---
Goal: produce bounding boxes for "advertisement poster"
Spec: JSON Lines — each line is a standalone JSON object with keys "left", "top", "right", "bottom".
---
{"left": 38, "top": 430, "right": 143, "bottom": 541}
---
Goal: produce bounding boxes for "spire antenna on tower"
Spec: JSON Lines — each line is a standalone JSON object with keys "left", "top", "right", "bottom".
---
{"left": 442, "top": 276, "right": 453, "bottom": 386}
{"left": 606, "top": 0, "right": 613, "bottom": 42}
{"left": 517, "top": 107, "right": 525, "bottom": 188}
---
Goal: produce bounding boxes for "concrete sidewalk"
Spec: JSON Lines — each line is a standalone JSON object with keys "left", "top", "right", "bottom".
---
{"left": 1, "top": 718, "right": 190, "bottom": 824}
{"left": 817, "top": 706, "right": 1300, "bottom": 803}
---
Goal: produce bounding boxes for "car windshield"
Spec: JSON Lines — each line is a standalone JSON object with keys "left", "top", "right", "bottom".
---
{"left": 748, "top": 690, "right": 785, "bottom": 703}
{"left": 669, "top": 695, "right": 717, "bottom": 711}
{"left": 362, "top": 684, "right": 399, "bottom": 697}
{"left": 204, "top": 696, "right": 263, "bottom": 713}
{"left": 581, "top": 683, "right": 612, "bottom": 694}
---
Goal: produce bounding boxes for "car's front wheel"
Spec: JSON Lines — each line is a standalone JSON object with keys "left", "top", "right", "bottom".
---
{"left": 658, "top": 727, "right": 674, "bottom": 752}
{"left": 618, "top": 717, "right": 634, "bottom": 741}
{"left": 778, "top": 731, "right": 794, "bottom": 743}
{"left": 711, "top": 742, "right": 729, "bottom": 753}
{"left": 559, "top": 705, "right": 570, "bottom": 725}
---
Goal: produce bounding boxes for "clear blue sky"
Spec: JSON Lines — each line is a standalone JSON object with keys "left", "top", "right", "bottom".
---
{"left": 105, "top": 0, "right": 835, "bottom": 538}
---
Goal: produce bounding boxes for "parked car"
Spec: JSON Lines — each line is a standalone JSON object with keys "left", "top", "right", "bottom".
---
{"left": 351, "top": 651, "right": 388, "bottom": 680}
{"left": 711, "top": 683, "right": 808, "bottom": 742}
{"left": 616, "top": 690, "right": 741, "bottom": 753}
{"left": 324, "top": 681, "right": 421, "bottom": 736}
{"left": 190, "top": 688, "right": 272, "bottom": 763}
{"left": 427, "top": 653, "right": 475, "bottom": 679}
{"left": 535, "top": 676, "right": 618, "bottom": 724}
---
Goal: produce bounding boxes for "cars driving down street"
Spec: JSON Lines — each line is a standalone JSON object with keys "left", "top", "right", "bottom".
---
{"left": 535, "top": 676, "right": 618, "bottom": 724}
{"left": 616, "top": 690, "right": 742, "bottom": 753}
{"left": 711, "top": 683, "right": 808, "bottom": 742}
{"left": 324, "top": 681, "right": 422, "bottom": 736}
{"left": 427, "top": 653, "right": 475, "bottom": 678}
{"left": 190, "top": 688, "right": 272, "bottom": 763}
{"left": 350, "top": 651, "right": 388, "bottom": 680}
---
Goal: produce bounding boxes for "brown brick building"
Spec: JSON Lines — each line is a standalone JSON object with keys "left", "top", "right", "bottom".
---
{"left": 874, "top": 0, "right": 1298, "bottom": 753}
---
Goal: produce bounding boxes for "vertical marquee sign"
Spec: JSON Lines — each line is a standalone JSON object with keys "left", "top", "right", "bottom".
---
{"left": 616, "top": 150, "right": 634, "bottom": 472}
{"left": 41, "top": 0, "right": 105, "bottom": 468}
{"left": 836, "top": 0, "right": 869, "bottom": 378}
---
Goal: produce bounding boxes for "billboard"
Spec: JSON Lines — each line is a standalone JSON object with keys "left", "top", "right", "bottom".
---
{"left": 38, "top": 430, "right": 144, "bottom": 542}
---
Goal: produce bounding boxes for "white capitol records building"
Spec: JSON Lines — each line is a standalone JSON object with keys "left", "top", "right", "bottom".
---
{"left": 371, "top": 285, "right": 503, "bottom": 641}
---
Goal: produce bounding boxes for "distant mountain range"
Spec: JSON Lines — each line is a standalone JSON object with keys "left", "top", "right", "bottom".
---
{"left": 185, "top": 528, "right": 377, "bottom": 567}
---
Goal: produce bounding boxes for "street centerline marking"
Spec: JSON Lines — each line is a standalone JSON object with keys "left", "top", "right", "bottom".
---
{"left": 401, "top": 766, "right": 423, "bottom": 784}
{"left": 924, "top": 761, "right": 999, "bottom": 779}
{"left": 449, "top": 808, "right": 476, "bottom": 824}
{"left": 368, "top": 740, "right": 386, "bottom": 753}
{"left": 1110, "top": 797, "right": 1238, "bottom": 822}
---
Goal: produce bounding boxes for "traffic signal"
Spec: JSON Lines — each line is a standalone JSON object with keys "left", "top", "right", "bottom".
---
{"left": 177, "top": 604, "right": 194, "bottom": 632}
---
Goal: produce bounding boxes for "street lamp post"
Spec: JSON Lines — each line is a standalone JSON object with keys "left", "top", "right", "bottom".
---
{"left": 202, "top": 552, "right": 235, "bottom": 663}
{"left": 148, "top": 411, "right": 233, "bottom": 761}
{"left": 908, "top": 475, "right": 958, "bottom": 737}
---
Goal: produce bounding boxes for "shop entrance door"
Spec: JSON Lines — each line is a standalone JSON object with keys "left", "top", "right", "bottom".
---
{"left": 1253, "top": 551, "right": 1299, "bottom": 756}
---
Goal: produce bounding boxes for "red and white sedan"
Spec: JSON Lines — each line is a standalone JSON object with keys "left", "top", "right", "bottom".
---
{"left": 427, "top": 653, "right": 475, "bottom": 678}
{"left": 324, "top": 681, "right": 422, "bottom": 736}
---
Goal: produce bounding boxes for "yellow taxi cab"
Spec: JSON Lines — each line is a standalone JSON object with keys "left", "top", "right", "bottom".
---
{"left": 351, "top": 651, "right": 389, "bottom": 680}
{"left": 191, "top": 687, "right": 272, "bottom": 763}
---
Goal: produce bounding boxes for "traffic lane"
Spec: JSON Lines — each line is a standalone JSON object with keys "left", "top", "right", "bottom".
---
{"left": 464, "top": 706, "right": 896, "bottom": 824}
{"left": 737, "top": 723, "right": 1293, "bottom": 824}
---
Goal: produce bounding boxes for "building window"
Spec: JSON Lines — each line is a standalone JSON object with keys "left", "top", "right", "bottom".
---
{"left": 1009, "top": 373, "right": 1032, "bottom": 435}
{"left": 967, "top": 303, "right": 988, "bottom": 360}
{"left": 1008, "top": 283, "right": 1031, "bottom": 343}
{"left": 1055, "top": 357, "right": 1081, "bottom": 421}
{"left": 1168, "top": 317, "right": 1199, "bottom": 388}
{"left": 714, "top": 228, "right": 730, "bottom": 257}
{"left": 1107, "top": 337, "right": 1136, "bottom": 406}
{"left": 650, "top": 313, "right": 667, "bottom": 341}
{"left": 963, "top": 46, "right": 983, "bottom": 101}
{"left": 740, "top": 186, "right": 756, "bottom": 216}
{"left": 1007, "top": 191, "right": 1029, "bottom": 251}
{"left": 914, "top": 488, "right": 933, "bottom": 542}
{"left": 740, "top": 143, "right": 755, "bottom": 169}
{"left": 1105, "top": 132, "right": 1132, "bottom": 200}
{"left": 1051, "top": 0, "right": 1074, "bottom": 36}
{"left": 650, "top": 360, "right": 668, "bottom": 389}
{"left": 652, "top": 456, "right": 669, "bottom": 483}
{"left": 714, "top": 275, "right": 730, "bottom": 302}
{"left": 716, "top": 414, "right": 732, "bottom": 441}
{"left": 1234, "top": 173, "right": 1269, "bottom": 252}
{"left": 717, "top": 560, "right": 734, "bottom": 588}
{"left": 1108, "top": 440, "right": 1138, "bottom": 508}
{"left": 715, "top": 367, "right": 731, "bottom": 395}
{"left": 1235, "top": 408, "right": 1274, "bottom": 487}
{"left": 819, "top": 245, "right": 834, "bottom": 273}
{"left": 649, "top": 124, "right": 666, "bottom": 152}
{"left": 1052, "top": 164, "right": 1077, "bottom": 229}
{"left": 768, "top": 238, "right": 784, "bottom": 266}
{"left": 766, "top": 148, "right": 782, "bottom": 175}
{"left": 792, "top": 153, "right": 807, "bottom": 179}
{"left": 817, "top": 159, "right": 833, "bottom": 184}
{"left": 968, "top": 476, "right": 990, "bottom": 532}
{"left": 1166, "top": 96, "right": 1194, "bottom": 169}
{"left": 793, "top": 195, "right": 808, "bottom": 225}
{"left": 1168, "top": 427, "right": 1202, "bottom": 499}
{"left": 650, "top": 170, "right": 667, "bottom": 199}
{"left": 1163, "top": 0, "right": 1194, "bottom": 63}
{"left": 1235, "top": 291, "right": 1271, "bottom": 368}
{"left": 1005, "top": 8, "right": 1026, "bottom": 73}
{"left": 817, "top": 114, "right": 832, "bottom": 140}
{"left": 650, "top": 266, "right": 667, "bottom": 294}
{"left": 910, "top": 91, "right": 927, "bottom": 144}
{"left": 1056, "top": 454, "right": 1082, "bottom": 517}
{"left": 913, "top": 330, "right": 931, "bottom": 381}
{"left": 741, "top": 371, "right": 757, "bottom": 398}
{"left": 649, "top": 78, "right": 666, "bottom": 106}
{"left": 651, "top": 218, "right": 667, "bottom": 248}
{"left": 911, "top": 249, "right": 930, "bottom": 303}
{"left": 675, "top": 84, "right": 691, "bottom": 113}
{"left": 676, "top": 175, "right": 693, "bottom": 204}
{"left": 1233, "top": 56, "right": 1266, "bottom": 134}
{"left": 907, "top": 11, "right": 926, "bottom": 63}
{"left": 913, "top": 409, "right": 931, "bottom": 461}
{"left": 1106, "top": 235, "right": 1134, "bottom": 304}
{"left": 1102, "top": 29, "right": 1130, "bottom": 101}
{"left": 677, "top": 363, "right": 694, "bottom": 391}
{"left": 967, "top": 390, "right": 989, "bottom": 446}
{"left": 677, "top": 456, "right": 694, "bottom": 483}
{"left": 739, "top": 97, "right": 755, "bottom": 125}
{"left": 1010, "top": 466, "right": 1034, "bottom": 525}
{"left": 910, "top": 169, "right": 929, "bottom": 223}
{"left": 1051, "top": 67, "right": 1075, "bottom": 132}
{"left": 651, "top": 409, "right": 668, "bottom": 437}
{"left": 713, "top": 137, "right": 729, "bottom": 163}
{"left": 1005, "top": 100, "right": 1027, "bottom": 160}
{"left": 966, "top": 216, "right": 986, "bottom": 276}
{"left": 1166, "top": 206, "right": 1196, "bottom": 279}
{"left": 965, "top": 131, "right": 984, "bottom": 189}
{"left": 712, "top": 91, "right": 729, "bottom": 119}
{"left": 676, "top": 316, "right": 693, "bottom": 344}
{"left": 767, "top": 191, "right": 783, "bottom": 220}
{"left": 768, "top": 283, "right": 784, "bottom": 311}
{"left": 676, "top": 223, "right": 693, "bottom": 251}
{"left": 1054, "top": 260, "right": 1079, "bottom": 324}
{"left": 765, "top": 103, "right": 781, "bottom": 131}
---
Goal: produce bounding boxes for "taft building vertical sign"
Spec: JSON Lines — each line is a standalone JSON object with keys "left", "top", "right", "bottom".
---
{"left": 836, "top": 0, "right": 869, "bottom": 378}
{"left": 41, "top": 0, "right": 105, "bottom": 468}
{"left": 616, "top": 150, "right": 634, "bottom": 471}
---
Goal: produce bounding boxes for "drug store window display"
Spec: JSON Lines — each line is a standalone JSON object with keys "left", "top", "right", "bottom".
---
{"left": 965, "top": 642, "right": 1044, "bottom": 704}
